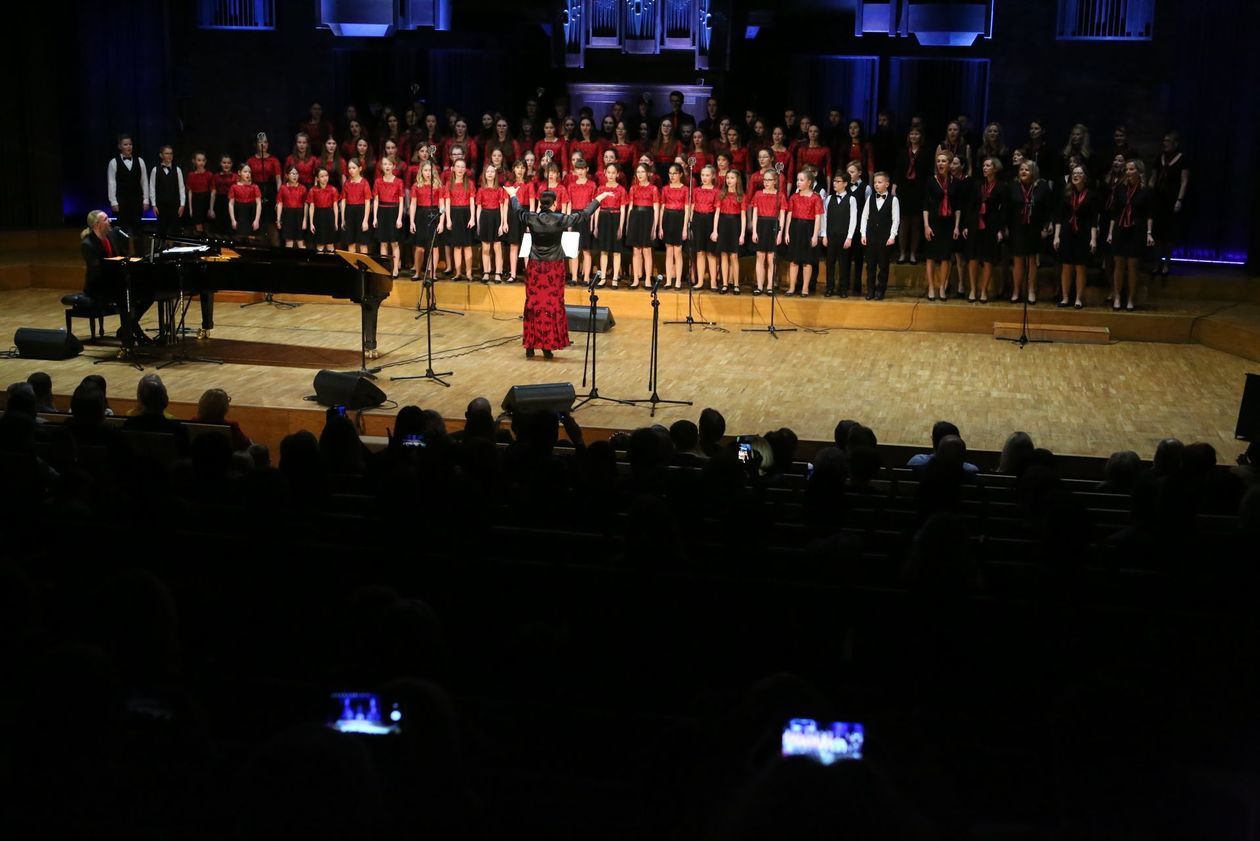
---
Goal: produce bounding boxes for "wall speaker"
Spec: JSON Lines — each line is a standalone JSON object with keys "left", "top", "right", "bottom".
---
{"left": 1237, "top": 373, "right": 1260, "bottom": 440}
{"left": 501, "top": 382, "right": 576, "bottom": 415}
{"left": 313, "top": 369, "right": 387, "bottom": 410}
{"left": 565, "top": 304, "right": 615, "bottom": 333}
{"left": 14, "top": 328, "right": 83, "bottom": 360}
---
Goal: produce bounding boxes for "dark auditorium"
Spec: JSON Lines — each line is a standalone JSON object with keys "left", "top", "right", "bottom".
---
{"left": 5, "top": 0, "right": 1260, "bottom": 838}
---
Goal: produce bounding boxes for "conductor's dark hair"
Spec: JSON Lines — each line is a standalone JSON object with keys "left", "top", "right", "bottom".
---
{"left": 539, "top": 190, "right": 557, "bottom": 210}
{"left": 670, "top": 90, "right": 683, "bottom": 99}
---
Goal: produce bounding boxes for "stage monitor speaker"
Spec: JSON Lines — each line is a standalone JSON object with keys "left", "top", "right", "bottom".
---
{"left": 313, "top": 369, "right": 387, "bottom": 410}
{"left": 14, "top": 327, "right": 83, "bottom": 360}
{"left": 1236, "top": 373, "right": 1260, "bottom": 440}
{"left": 501, "top": 382, "right": 576, "bottom": 415}
{"left": 565, "top": 304, "right": 615, "bottom": 333}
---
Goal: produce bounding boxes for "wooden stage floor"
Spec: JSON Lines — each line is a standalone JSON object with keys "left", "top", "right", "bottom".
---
{"left": 0, "top": 281, "right": 1255, "bottom": 462}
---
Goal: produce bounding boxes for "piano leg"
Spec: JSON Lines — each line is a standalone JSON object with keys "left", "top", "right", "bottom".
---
{"left": 361, "top": 295, "right": 382, "bottom": 361}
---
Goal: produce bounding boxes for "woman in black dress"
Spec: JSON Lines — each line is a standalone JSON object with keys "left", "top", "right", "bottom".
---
{"left": 962, "top": 156, "right": 1005, "bottom": 303}
{"left": 922, "top": 152, "right": 960, "bottom": 301}
{"left": 1106, "top": 159, "right": 1154, "bottom": 311}
{"left": 894, "top": 127, "right": 931, "bottom": 266}
{"left": 1053, "top": 164, "right": 1098, "bottom": 309}
{"left": 1150, "top": 131, "right": 1189, "bottom": 277}
{"left": 1006, "top": 160, "right": 1053, "bottom": 304}
{"left": 949, "top": 154, "right": 972, "bottom": 298}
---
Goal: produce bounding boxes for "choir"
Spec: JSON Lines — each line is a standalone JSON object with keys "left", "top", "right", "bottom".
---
{"left": 105, "top": 97, "right": 1190, "bottom": 309}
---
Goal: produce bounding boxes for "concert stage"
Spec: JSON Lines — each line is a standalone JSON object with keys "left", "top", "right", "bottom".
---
{"left": 2, "top": 230, "right": 1256, "bottom": 460}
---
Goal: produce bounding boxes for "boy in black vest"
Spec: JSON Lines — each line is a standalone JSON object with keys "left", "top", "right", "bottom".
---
{"left": 107, "top": 134, "right": 149, "bottom": 251}
{"left": 821, "top": 170, "right": 857, "bottom": 297}
{"left": 859, "top": 172, "right": 900, "bottom": 300}
{"left": 149, "top": 144, "right": 186, "bottom": 239}
{"left": 845, "top": 162, "right": 870, "bottom": 297}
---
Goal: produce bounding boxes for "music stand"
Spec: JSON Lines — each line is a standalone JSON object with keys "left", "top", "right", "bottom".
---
{"left": 571, "top": 271, "right": 636, "bottom": 413}
{"left": 93, "top": 256, "right": 148, "bottom": 370}
{"left": 157, "top": 260, "right": 223, "bottom": 369}
{"left": 332, "top": 250, "right": 392, "bottom": 378}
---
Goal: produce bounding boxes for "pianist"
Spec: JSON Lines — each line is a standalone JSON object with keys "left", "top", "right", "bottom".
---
{"left": 80, "top": 209, "right": 154, "bottom": 344}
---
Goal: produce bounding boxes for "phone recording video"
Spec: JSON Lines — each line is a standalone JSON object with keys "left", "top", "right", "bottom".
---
{"left": 334, "top": 404, "right": 348, "bottom": 418}
{"left": 403, "top": 433, "right": 426, "bottom": 448}
{"left": 781, "top": 718, "right": 864, "bottom": 764}
{"left": 737, "top": 442, "right": 753, "bottom": 463}
{"left": 328, "top": 692, "right": 403, "bottom": 736}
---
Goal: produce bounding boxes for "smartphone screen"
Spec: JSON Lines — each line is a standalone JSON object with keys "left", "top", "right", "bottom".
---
{"left": 738, "top": 442, "right": 753, "bottom": 463}
{"left": 403, "top": 433, "right": 426, "bottom": 448}
{"left": 781, "top": 718, "right": 864, "bottom": 764}
{"left": 328, "top": 692, "right": 402, "bottom": 736}
{"left": 334, "top": 404, "right": 348, "bottom": 418}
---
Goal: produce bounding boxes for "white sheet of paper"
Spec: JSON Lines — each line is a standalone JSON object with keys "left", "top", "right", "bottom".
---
{"left": 520, "top": 232, "right": 532, "bottom": 259}
{"left": 561, "top": 231, "right": 580, "bottom": 258}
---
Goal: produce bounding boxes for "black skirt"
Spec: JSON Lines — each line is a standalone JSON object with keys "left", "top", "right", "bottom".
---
{"left": 312, "top": 206, "right": 336, "bottom": 245}
{"left": 971, "top": 225, "right": 1002, "bottom": 264}
{"left": 691, "top": 211, "right": 717, "bottom": 255}
{"left": 1009, "top": 222, "right": 1042, "bottom": 257}
{"left": 377, "top": 204, "right": 403, "bottom": 243}
{"left": 234, "top": 203, "right": 257, "bottom": 237}
{"left": 478, "top": 208, "right": 502, "bottom": 244}
{"left": 1058, "top": 225, "right": 1093, "bottom": 266}
{"left": 280, "top": 206, "right": 304, "bottom": 241}
{"left": 190, "top": 192, "right": 211, "bottom": 225}
{"left": 716, "top": 213, "right": 742, "bottom": 254}
{"left": 505, "top": 203, "right": 524, "bottom": 246}
{"left": 412, "top": 205, "right": 441, "bottom": 247}
{"left": 1112, "top": 224, "right": 1147, "bottom": 259}
{"left": 213, "top": 195, "right": 232, "bottom": 236}
{"left": 627, "top": 206, "right": 655, "bottom": 248}
{"left": 925, "top": 212, "right": 955, "bottom": 260}
{"left": 446, "top": 205, "right": 473, "bottom": 247}
{"left": 344, "top": 204, "right": 371, "bottom": 246}
{"left": 787, "top": 218, "right": 817, "bottom": 264}
{"left": 661, "top": 209, "right": 685, "bottom": 246}
{"left": 754, "top": 217, "right": 779, "bottom": 254}
{"left": 596, "top": 210, "right": 622, "bottom": 252}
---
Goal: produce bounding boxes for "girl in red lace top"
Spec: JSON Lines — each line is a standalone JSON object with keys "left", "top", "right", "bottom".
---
{"left": 712, "top": 170, "right": 745, "bottom": 294}
{"left": 626, "top": 164, "right": 661, "bottom": 289}
{"left": 658, "top": 164, "right": 690, "bottom": 289}
{"left": 407, "top": 161, "right": 443, "bottom": 277}
{"left": 476, "top": 165, "right": 508, "bottom": 282}
{"left": 340, "top": 157, "right": 373, "bottom": 255}
{"left": 690, "top": 165, "right": 721, "bottom": 290}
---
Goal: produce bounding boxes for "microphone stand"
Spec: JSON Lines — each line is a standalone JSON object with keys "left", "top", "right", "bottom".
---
{"left": 665, "top": 156, "right": 720, "bottom": 332}
{"left": 379, "top": 228, "right": 455, "bottom": 387}
{"left": 571, "top": 270, "right": 635, "bottom": 413}
{"left": 241, "top": 159, "right": 299, "bottom": 310}
{"left": 94, "top": 250, "right": 147, "bottom": 371}
{"left": 997, "top": 291, "right": 1050, "bottom": 349}
{"left": 414, "top": 209, "right": 461, "bottom": 319}
{"left": 628, "top": 274, "right": 693, "bottom": 418}
{"left": 742, "top": 243, "right": 796, "bottom": 339}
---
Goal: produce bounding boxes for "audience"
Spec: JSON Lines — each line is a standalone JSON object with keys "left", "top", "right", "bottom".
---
{"left": 1, "top": 368, "right": 1255, "bottom": 840}
{"left": 191, "top": 387, "right": 252, "bottom": 451}
{"left": 26, "top": 372, "right": 56, "bottom": 413}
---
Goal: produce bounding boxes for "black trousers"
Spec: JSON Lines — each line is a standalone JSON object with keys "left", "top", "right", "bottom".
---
{"left": 200, "top": 292, "right": 215, "bottom": 329}
{"left": 116, "top": 197, "right": 143, "bottom": 246}
{"left": 847, "top": 240, "right": 866, "bottom": 294}
{"left": 865, "top": 237, "right": 892, "bottom": 297}
{"left": 824, "top": 238, "right": 851, "bottom": 293}
{"left": 155, "top": 202, "right": 183, "bottom": 239}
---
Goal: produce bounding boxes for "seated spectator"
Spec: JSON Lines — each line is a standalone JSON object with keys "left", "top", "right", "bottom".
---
{"left": 191, "top": 388, "right": 251, "bottom": 451}
{"left": 764, "top": 427, "right": 800, "bottom": 477}
{"left": 833, "top": 419, "right": 859, "bottom": 450}
{"left": 1233, "top": 438, "right": 1260, "bottom": 489}
{"left": 247, "top": 442, "right": 271, "bottom": 469}
{"left": 122, "top": 374, "right": 189, "bottom": 455}
{"left": 1151, "top": 437, "right": 1183, "bottom": 478}
{"left": 907, "top": 421, "right": 978, "bottom": 475}
{"left": 0, "top": 383, "right": 39, "bottom": 450}
{"left": 1097, "top": 450, "right": 1143, "bottom": 494}
{"left": 79, "top": 374, "right": 114, "bottom": 415}
{"left": 669, "top": 419, "right": 706, "bottom": 465}
{"left": 698, "top": 407, "right": 726, "bottom": 458}
{"left": 27, "top": 372, "right": 56, "bottom": 413}
{"left": 997, "top": 430, "right": 1034, "bottom": 476}
{"left": 126, "top": 373, "right": 177, "bottom": 419}
{"left": 65, "top": 383, "right": 118, "bottom": 449}
{"left": 320, "top": 409, "right": 370, "bottom": 475}
{"left": 451, "top": 397, "right": 507, "bottom": 444}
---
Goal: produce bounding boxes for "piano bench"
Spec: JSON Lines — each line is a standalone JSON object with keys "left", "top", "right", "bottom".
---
{"left": 61, "top": 294, "right": 119, "bottom": 342}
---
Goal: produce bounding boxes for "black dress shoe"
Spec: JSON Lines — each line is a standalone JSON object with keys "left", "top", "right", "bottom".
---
{"left": 824, "top": 289, "right": 833, "bottom": 298}
{"left": 864, "top": 293, "right": 873, "bottom": 300}
{"left": 542, "top": 349, "right": 554, "bottom": 359}
{"left": 840, "top": 289, "right": 848, "bottom": 298}
{"left": 875, "top": 292, "right": 885, "bottom": 300}
{"left": 525, "top": 348, "right": 535, "bottom": 358}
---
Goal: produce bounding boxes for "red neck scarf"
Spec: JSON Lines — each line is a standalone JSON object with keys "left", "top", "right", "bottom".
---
{"left": 1119, "top": 184, "right": 1138, "bottom": 227}
{"left": 936, "top": 175, "right": 951, "bottom": 216}
{"left": 906, "top": 145, "right": 919, "bottom": 180}
{"left": 1069, "top": 188, "right": 1088, "bottom": 232}
{"left": 1020, "top": 182, "right": 1035, "bottom": 224}
{"left": 978, "top": 180, "right": 996, "bottom": 229}
{"left": 100, "top": 233, "right": 114, "bottom": 257}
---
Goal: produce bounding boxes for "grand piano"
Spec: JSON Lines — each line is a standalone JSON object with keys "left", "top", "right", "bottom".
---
{"left": 101, "top": 239, "right": 393, "bottom": 356}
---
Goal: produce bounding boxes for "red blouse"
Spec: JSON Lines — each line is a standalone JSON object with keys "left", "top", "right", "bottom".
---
{"left": 750, "top": 190, "right": 783, "bottom": 218}
{"left": 229, "top": 183, "right": 261, "bottom": 203}
{"left": 212, "top": 171, "right": 236, "bottom": 195}
{"left": 570, "top": 139, "right": 605, "bottom": 166}
{"left": 691, "top": 186, "right": 719, "bottom": 214}
{"left": 651, "top": 139, "right": 683, "bottom": 166}
{"left": 718, "top": 193, "right": 745, "bottom": 215}
{"left": 445, "top": 179, "right": 474, "bottom": 207}
{"left": 533, "top": 139, "right": 568, "bottom": 169}
{"left": 568, "top": 180, "right": 598, "bottom": 210}
{"left": 285, "top": 155, "right": 318, "bottom": 187}
{"left": 374, "top": 177, "right": 404, "bottom": 204}
{"left": 794, "top": 145, "right": 832, "bottom": 181}
{"left": 187, "top": 170, "right": 214, "bottom": 193}
{"left": 306, "top": 185, "right": 340, "bottom": 209}
{"left": 410, "top": 184, "right": 443, "bottom": 207}
{"left": 506, "top": 181, "right": 532, "bottom": 205}
{"left": 277, "top": 184, "right": 308, "bottom": 209}
{"left": 629, "top": 184, "right": 660, "bottom": 207}
{"left": 787, "top": 192, "right": 824, "bottom": 220}
{"left": 342, "top": 179, "right": 373, "bottom": 205}
{"left": 245, "top": 155, "right": 281, "bottom": 187}
{"left": 476, "top": 186, "right": 506, "bottom": 210}
{"left": 597, "top": 184, "right": 627, "bottom": 211}
{"left": 661, "top": 184, "right": 689, "bottom": 211}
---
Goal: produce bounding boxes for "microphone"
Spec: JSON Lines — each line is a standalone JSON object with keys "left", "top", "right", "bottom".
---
{"left": 544, "top": 150, "right": 554, "bottom": 162}
{"left": 650, "top": 273, "right": 664, "bottom": 293}
{"left": 774, "top": 162, "right": 784, "bottom": 174}
{"left": 428, "top": 145, "right": 438, "bottom": 158}
{"left": 256, "top": 131, "right": 268, "bottom": 143}
{"left": 588, "top": 270, "right": 602, "bottom": 291}
{"left": 115, "top": 228, "right": 131, "bottom": 239}
{"left": 687, "top": 156, "right": 697, "bottom": 168}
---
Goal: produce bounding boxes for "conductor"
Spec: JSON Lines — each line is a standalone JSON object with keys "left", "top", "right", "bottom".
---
{"left": 508, "top": 186, "right": 611, "bottom": 358}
